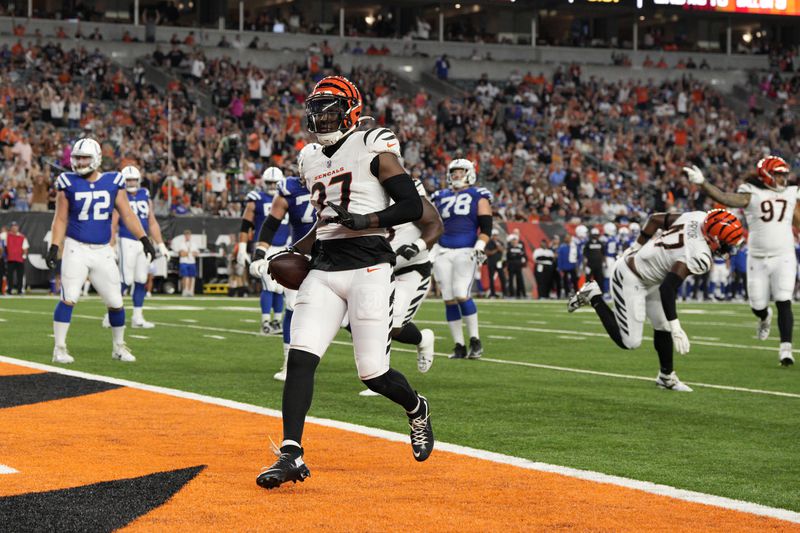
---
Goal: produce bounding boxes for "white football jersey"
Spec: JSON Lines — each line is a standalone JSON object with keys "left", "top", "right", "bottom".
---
{"left": 391, "top": 179, "right": 429, "bottom": 269}
{"left": 300, "top": 128, "right": 402, "bottom": 241}
{"left": 736, "top": 182, "right": 799, "bottom": 257}
{"left": 633, "top": 211, "right": 712, "bottom": 287}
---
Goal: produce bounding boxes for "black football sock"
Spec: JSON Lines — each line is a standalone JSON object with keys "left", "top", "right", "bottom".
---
{"left": 590, "top": 295, "right": 627, "bottom": 350}
{"left": 776, "top": 300, "right": 793, "bottom": 343}
{"left": 752, "top": 307, "right": 769, "bottom": 320}
{"left": 653, "top": 329, "right": 674, "bottom": 374}
{"left": 393, "top": 322, "right": 423, "bottom": 345}
{"left": 362, "top": 368, "right": 419, "bottom": 412}
{"left": 281, "top": 349, "right": 320, "bottom": 445}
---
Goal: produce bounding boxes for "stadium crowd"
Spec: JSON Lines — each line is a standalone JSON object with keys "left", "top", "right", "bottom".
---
{"left": 0, "top": 39, "right": 797, "bottom": 229}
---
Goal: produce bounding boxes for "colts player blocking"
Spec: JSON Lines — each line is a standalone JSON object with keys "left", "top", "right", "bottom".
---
{"left": 255, "top": 76, "right": 434, "bottom": 490}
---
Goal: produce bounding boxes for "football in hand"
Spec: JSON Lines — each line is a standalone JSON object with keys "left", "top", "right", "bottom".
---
{"left": 267, "top": 252, "right": 311, "bottom": 290}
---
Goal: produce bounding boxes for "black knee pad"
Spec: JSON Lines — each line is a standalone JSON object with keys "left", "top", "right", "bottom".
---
{"left": 287, "top": 349, "right": 320, "bottom": 375}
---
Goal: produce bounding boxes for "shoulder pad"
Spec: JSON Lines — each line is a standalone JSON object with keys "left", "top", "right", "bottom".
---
{"left": 246, "top": 190, "right": 262, "bottom": 202}
{"left": 298, "top": 143, "right": 322, "bottom": 177}
{"left": 475, "top": 187, "right": 493, "bottom": 203}
{"left": 55, "top": 173, "right": 73, "bottom": 191}
{"left": 143, "top": 188, "right": 150, "bottom": 199}
{"left": 277, "top": 179, "right": 291, "bottom": 197}
{"left": 736, "top": 182, "right": 754, "bottom": 194}
{"left": 431, "top": 189, "right": 443, "bottom": 200}
{"left": 686, "top": 247, "right": 712, "bottom": 276}
{"left": 363, "top": 127, "right": 401, "bottom": 158}
{"left": 112, "top": 172, "right": 125, "bottom": 188}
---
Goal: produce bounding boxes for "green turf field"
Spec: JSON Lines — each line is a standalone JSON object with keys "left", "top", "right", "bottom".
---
{"left": 2, "top": 296, "right": 799, "bottom": 511}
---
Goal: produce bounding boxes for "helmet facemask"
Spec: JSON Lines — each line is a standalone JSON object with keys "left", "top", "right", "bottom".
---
{"left": 448, "top": 167, "right": 469, "bottom": 189}
{"left": 125, "top": 178, "right": 140, "bottom": 194}
{"left": 306, "top": 95, "right": 355, "bottom": 146}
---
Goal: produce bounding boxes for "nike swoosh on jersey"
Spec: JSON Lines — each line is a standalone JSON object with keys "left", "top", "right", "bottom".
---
{"left": 387, "top": 143, "right": 396, "bottom": 148}
{"left": 367, "top": 267, "right": 381, "bottom": 272}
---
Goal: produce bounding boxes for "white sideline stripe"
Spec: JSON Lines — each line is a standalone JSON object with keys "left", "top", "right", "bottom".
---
{"left": 0, "top": 464, "right": 18, "bottom": 474}
{"left": 129, "top": 335, "right": 149, "bottom": 340}
{"left": 0, "top": 354, "right": 797, "bottom": 524}
{"left": 203, "top": 335, "right": 226, "bottom": 340}
{"left": 488, "top": 335, "right": 515, "bottom": 340}
{"left": 2, "top": 308, "right": 799, "bottom": 399}
{"left": 557, "top": 335, "right": 586, "bottom": 341}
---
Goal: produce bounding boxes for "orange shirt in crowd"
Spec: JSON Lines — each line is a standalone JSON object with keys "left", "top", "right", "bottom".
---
{"left": 674, "top": 128, "right": 688, "bottom": 147}
{"left": 635, "top": 86, "right": 649, "bottom": 105}
{"left": 13, "top": 25, "right": 25, "bottom": 37}
{"left": 247, "top": 132, "right": 259, "bottom": 152}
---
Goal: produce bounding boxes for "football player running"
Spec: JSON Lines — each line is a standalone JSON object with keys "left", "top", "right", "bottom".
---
{"left": 256, "top": 76, "right": 433, "bottom": 490}
{"left": 568, "top": 209, "right": 745, "bottom": 391}
{"left": 47, "top": 138, "right": 156, "bottom": 364}
{"left": 249, "top": 158, "right": 317, "bottom": 381}
{"left": 685, "top": 158, "right": 796, "bottom": 366}
{"left": 358, "top": 175, "right": 444, "bottom": 396}
{"left": 102, "top": 165, "right": 169, "bottom": 329}
{"left": 431, "top": 159, "right": 493, "bottom": 359}
{"left": 238, "top": 167, "right": 291, "bottom": 335}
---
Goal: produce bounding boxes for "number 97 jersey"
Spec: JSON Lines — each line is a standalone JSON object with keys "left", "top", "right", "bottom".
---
{"left": 736, "top": 182, "right": 799, "bottom": 256}
{"left": 432, "top": 186, "right": 493, "bottom": 249}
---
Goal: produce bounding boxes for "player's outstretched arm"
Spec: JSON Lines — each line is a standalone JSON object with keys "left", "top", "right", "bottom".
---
{"left": 46, "top": 191, "right": 69, "bottom": 268}
{"left": 147, "top": 200, "right": 170, "bottom": 257}
{"left": 683, "top": 165, "right": 749, "bottom": 208}
{"left": 660, "top": 261, "right": 695, "bottom": 355}
{"left": 116, "top": 191, "right": 156, "bottom": 260}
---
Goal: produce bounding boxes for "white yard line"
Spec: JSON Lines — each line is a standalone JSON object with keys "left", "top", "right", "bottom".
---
{"left": 0, "top": 354, "right": 797, "bottom": 524}
{"left": 0, "top": 464, "right": 18, "bottom": 474}
{"left": 203, "top": 335, "right": 226, "bottom": 340}
{"left": 2, "top": 307, "right": 798, "bottom": 399}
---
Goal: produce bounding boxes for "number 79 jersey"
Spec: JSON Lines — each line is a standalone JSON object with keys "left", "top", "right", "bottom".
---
{"left": 119, "top": 188, "right": 150, "bottom": 241}
{"left": 431, "top": 186, "right": 493, "bottom": 249}
{"left": 56, "top": 171, "right": 124, "bottom": 245}
{"left": 736, "top": 182, "right": 799, "bottom": 257}
{"left": 633, "top": 211, "right": 713, "bottom": 287}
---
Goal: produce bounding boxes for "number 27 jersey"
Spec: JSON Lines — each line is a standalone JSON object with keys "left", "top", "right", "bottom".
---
{"left": 736, "top": 182, "right": 799, "bottom": 257}
{"left": 432, "top": 186, "right": 492, "bottom": 249}
{"left": 56, "top": 171, "right": 124, "bottom": 245}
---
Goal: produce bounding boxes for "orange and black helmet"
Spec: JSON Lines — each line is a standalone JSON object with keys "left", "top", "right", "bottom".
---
{"left": 703, "top": 209, "right": 745, "bottom": 256}
{"left": 305, "top": 76, "right": 362, "bottom": 144}
{"left": 756, "top": 155, "right": 790, "bottom": 191}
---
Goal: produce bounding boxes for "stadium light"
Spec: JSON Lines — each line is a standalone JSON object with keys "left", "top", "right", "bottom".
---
{"left": 742, "top": 32, "right": 752, "bottom": 43}
{"left": 365, "top": 14, "right": 375, "bottom": 25}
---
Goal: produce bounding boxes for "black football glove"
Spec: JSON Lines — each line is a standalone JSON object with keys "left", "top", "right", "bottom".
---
{"left": 396, "top": 243, "right": 420, "bottom": 261}
{"left": 325, "top": 202, "right": 371, "bottom": 231}
{"left": 140, "top": 237, "right": 157, "bottom": 262}
{"left": 46, "top": 244, "right": 59, "bottom": 270}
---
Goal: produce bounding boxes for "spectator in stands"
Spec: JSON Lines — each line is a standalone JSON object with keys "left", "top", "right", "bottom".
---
{"left": 533, "top": 240, "right": 555, "bottom": 299}
{"left": 4, "top": 221, "right": 28, "bottom": 295}
{"left": 351, "top": 41, "right": 364, "bottom": 54}
{"left": 485, "top": 229, "right": 506, "bottom": 298}
{"left": 30, "top": 172, "right": 49, "bottom": 212}
{"left": 506, "top": 233, "right": 528, "bottom": 298}
{"left": 435, "top": 54, "right": 451, "bottom": 80}
{"left": 557, "top": 234, "right": 578, "bottom": 296}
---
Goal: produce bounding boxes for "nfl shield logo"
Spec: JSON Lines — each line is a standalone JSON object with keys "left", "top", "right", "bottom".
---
{"left": 326, "top": 160, "right": 332, "bottom": 168}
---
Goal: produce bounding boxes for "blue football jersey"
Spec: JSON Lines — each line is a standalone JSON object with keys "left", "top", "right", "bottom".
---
{"left": 278, "top": 177, "right": 316, "bottom": 243}
{"left": 119, "top": 188, "right": 150, "bottom": 241}
{"left": 604, "top": 236, "right": 619, "bottom": 258}
{"left": 56, "top": 171, "right": 124, "bottom": 245}
{"left": 432, "top": 186, "right": 493, "bottom": 249}
{"left": 246, "top": 189, "right": 290, "bottom": 246}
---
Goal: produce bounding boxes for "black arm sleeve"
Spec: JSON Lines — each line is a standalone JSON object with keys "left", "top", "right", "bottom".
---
{"left": 659, "top": 271, "right": 684, "bottom": 321}
{"left": 257, "top": 215, "right": 282, "bottom": 244}
{"left": 240, "top": 218, "right": 254, "bottom": 233}
{"left": 374, "top": 173, "right": 423, "bottom": 228}
{"left": 478, "top": 215, "right": 492, "bottom": 236}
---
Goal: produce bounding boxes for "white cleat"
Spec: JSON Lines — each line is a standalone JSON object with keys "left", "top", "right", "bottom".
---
{"left": 779, "top": 343, "right": 794, "bottom": 367}
{"left": 52, "top": 345, "right": 74, "bottom": 364}
{"left": 656, "top": 371, "right": 693, "bottom": 392}
{"left": 261, "top": 320, "right": 272, "bottom": 336}
{"left": 112, "top": 343, "right": 136, "bottom": 362}
{"left": 132, "top": 319, "right": 155, "bottom": 329}
{"left": 273, "top": 369, "right": 287, "bottom": 382}
{"left": 567, "top": 281, "right": 601, "bottom": 313}
{"left": 101, "top": 314, "right": 111, "bottom": 328}
{"left": 358, "top": 388, "right": 381, "bottom": 397}
{"left": 757, "top": 307, "right": 772, "bottom": 341}
{"left": 417, "top": 329, "right": 435, "bottom": 373}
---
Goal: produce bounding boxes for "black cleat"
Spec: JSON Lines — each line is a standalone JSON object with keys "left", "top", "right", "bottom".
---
{"left": 467, "top": 337, "right": 483, "bottom": 359}
{"left": 449, "top": 343, "right": 467, "bottom": 359}
{"left": 269, "top": 319, "right": 282, "bottom": 335}
{"left": 408, "top": 395, "right": 434, "bottom": 462}
{"left": 256, "top": 448, "right": 311, "bottom": 490}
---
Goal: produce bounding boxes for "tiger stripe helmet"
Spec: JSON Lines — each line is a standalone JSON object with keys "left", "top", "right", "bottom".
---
{"left": 703, "top": 209, "right": 745, "bottom": 256}
{"left": 305, "top": 76, "right": 363, "bottom": 146}
{"left": 756, "top": 156, "right": 790, "bottom": 192}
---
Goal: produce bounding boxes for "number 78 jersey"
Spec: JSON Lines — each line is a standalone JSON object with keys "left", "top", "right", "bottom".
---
{"left": 432, "top": 186, "right": 493, "bottom": 249}
{"left": 736, "top": 182, "right": 799, "bottom": 257}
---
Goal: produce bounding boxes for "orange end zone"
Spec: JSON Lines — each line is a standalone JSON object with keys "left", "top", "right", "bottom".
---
{"left": 0, "top": 362, "right": 45, "bottom": 375}
{"left": 0, "top": 362, "right": 797, "bottom": 531}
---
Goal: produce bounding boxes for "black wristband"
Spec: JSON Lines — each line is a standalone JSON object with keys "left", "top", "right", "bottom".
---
{"left": 240, "top": 218, "right": 254, "bottom": 233}
{"left": 257, "top": 215, "right": 283, "bottom": 244}
{"left": 478, "top": 215, "right": 492, "bottom": 236}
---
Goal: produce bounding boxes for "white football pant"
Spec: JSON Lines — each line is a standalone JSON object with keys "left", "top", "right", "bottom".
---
{"left": 747, "top": 252, "right": 797, "bottom": 309}
{"left": 609, "top": 258, "right": 669, "bottom": 350}
{"left": 118, "top": 237, "right": 150, "bottom": 285}
{"left": 433, "top": 247, "right": 475, "bottom": 301}
{"left": 61, "top": 237, "right": 123, "bottom": 308}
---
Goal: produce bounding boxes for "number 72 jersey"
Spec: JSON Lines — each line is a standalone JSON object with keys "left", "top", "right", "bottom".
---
{"left": 56, "top": 171, "right": 124, "bottom": 245}
{"left": 432, "top": 186, "right": 493, "bottom": 249}
{"left": 736, "top": 182, "right": 799, "bottom": 257}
